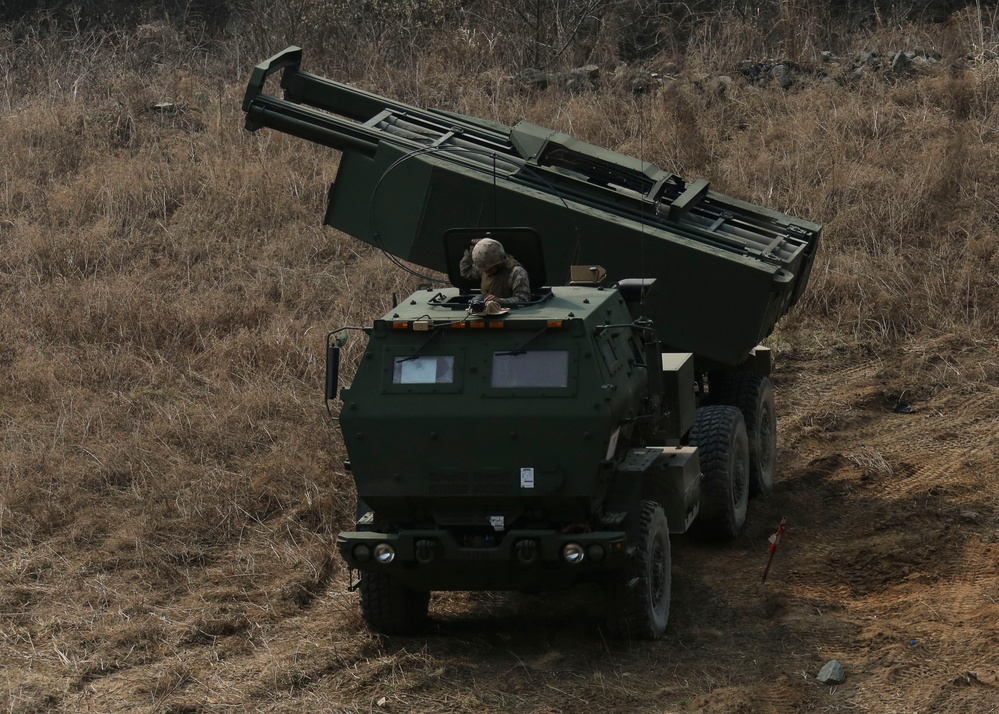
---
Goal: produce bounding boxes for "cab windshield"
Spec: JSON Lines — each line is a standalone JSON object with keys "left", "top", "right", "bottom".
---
{"left": 392, "top": 355, "right": 455, "bottom": 384}
{"left": 491, "top": 350, "right": 568, "bottom": 388}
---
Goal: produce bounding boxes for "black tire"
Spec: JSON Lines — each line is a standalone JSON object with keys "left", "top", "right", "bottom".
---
{"left": 605, "top": 501, "right": 671, "bottom": 640}
{"left": 709, "top": 373, "right": 777, "bottom": 497}
{"left": 688, "top": 405, "right": 749, "bottom": 541}
{"left": 733, "top": 375, "right": 776, "bottom": 496}
{"left": 359, "top": 571, "right": 430, "bottom": 636}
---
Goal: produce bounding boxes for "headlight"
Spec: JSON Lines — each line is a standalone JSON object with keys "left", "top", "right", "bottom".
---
{"left": 374, "top": 543, "right": 396, "bottom": 564}
{"left": 562, "top": 542, "right": 585, "bottom": 564}
{"left": 353, "top": 544, "right": 372, "bottom": 563}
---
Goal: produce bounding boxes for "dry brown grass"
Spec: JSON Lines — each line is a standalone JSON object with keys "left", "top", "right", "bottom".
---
{"left": 3, "top": 6, "right": 999, "bottom": 713}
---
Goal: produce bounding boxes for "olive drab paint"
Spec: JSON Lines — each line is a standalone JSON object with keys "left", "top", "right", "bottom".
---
{"left": 242, "top": 50, "right": 821, "bottom": 639}
{"left": 243, "top": 47, "right": 820, "bottom": 367}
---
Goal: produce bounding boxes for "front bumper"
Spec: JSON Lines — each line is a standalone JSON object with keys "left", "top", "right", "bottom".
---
{"left": 337, "top": 528, "right": 630, "bottom": 591}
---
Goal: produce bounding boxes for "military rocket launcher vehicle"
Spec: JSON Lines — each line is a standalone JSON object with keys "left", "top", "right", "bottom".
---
{"left": 243, "top": 47, "right": 821, "bottom": 639}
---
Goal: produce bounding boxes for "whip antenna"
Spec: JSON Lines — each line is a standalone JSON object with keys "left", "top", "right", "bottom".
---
{"left": 639, "top": 90, "right": 648, "bottom": 320}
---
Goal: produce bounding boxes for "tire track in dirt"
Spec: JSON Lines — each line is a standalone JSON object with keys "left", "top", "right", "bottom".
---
{"left": 15, "top": 344, "right": 998, "bottom": 714}
{"left": 769, "top": 344, "right": 999, "bottom": 714}
{"left": 775, "top": 352, "right": 886, "bottom": 470}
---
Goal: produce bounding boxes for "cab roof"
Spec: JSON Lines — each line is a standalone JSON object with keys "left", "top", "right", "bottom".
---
{"left": 380, "top": 284, "right": 633, "bottom": 330}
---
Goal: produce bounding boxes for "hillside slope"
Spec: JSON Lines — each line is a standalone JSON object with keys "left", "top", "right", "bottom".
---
{"left": 2, "top": 10, "right": 999, "bottom": 713}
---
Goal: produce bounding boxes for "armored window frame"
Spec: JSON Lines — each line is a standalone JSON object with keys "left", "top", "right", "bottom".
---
{"left": 392, "top": 355, "right": 455, "bottom": 385}
{"left": 597, "top": 332, "right": 624, "bottom": 376}
{"left": 485, "top": 347, "right": 579, "bottom": 397}
{"left": 381, "top": 348, "right": 465, "bottom": 394}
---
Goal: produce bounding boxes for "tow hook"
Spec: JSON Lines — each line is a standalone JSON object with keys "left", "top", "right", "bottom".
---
{"left": 515, "top": 538, "right": 539, "bottom": 564}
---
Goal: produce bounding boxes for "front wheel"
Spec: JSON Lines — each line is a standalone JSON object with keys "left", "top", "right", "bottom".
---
{"left": 359, "top": 571, "right": 430, "bottom": 636}
{"left": 605, "top": 501, "right": 671, "bottom": 640}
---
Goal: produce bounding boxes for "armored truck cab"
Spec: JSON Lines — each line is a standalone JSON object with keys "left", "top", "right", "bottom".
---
{"left": 339, "top": 285, "right": 652, "bottom": 585}
{"left": 328, "top": 229, "right": 745, "bottom": 639}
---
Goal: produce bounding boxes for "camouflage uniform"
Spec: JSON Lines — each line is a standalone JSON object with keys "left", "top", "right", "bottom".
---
{"left": 459, "top": 238, "right": 531, "bottom": 306}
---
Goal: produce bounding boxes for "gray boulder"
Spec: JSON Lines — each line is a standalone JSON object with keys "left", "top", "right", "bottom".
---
{"left": 817, "top": 660, "right": 846, "bottom": 685}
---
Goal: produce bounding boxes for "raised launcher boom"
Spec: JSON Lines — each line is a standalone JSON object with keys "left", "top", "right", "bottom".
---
{"left": 243, "top": 47, "right": 820, "bottom": 366}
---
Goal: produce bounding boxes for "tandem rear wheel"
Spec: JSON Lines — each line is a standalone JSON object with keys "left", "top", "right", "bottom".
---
{"left": 709, "top": 373, "right": 777, "bottom": 496}
{"left": 688, "top": 404, "right": 750, "bottom": 541}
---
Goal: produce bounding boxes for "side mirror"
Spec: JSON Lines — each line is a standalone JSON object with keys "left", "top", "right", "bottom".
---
{"left": 325, "top": 333, "right": 349, "bottom": 401}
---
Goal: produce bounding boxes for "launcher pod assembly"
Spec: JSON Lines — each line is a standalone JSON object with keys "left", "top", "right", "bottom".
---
{"left": 243, "top": 46, "right": 819, "bottom": 367}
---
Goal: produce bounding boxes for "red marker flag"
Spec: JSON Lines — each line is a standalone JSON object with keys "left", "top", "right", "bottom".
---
{"left": 762, "top": 517, "right": 787, "bottom": 584}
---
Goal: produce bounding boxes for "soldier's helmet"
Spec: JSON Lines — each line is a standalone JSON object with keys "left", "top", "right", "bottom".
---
{"left": 472, "top": 238, "right": 506, "bottom": 271}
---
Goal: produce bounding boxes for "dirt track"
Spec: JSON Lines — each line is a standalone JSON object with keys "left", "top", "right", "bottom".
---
{"left": 7, "top": 338, "right": 996, "bottom": 713}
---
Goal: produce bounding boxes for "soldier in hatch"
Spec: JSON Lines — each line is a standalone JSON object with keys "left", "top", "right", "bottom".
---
{"left": 459, "top": 237, "right": 531, "bottom": 309}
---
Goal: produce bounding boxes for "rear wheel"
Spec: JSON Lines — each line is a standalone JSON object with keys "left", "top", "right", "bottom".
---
{"left": 688, "top": 405, "right": 749, "bottom": 541}
{"left": 359, "top": 571, "right": 430, "bottom": 636}
{"left": 709, "top": 374, "right": 776, "bottom": 497}
{"left": 605, "top": 501, "right": 671, "bottom": 640}
{"left": 738, "top": 375, "right": 776, "bottom": 496}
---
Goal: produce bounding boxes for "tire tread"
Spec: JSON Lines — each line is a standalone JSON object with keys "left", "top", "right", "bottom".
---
{"left": 359, "top": 571, "right": 430, "bottom": 636}
{"left": 606, "top": 501, "right": 671, "bottom": 641}
{"left": 688, "top": 405, "right": 749, "bottom": 541}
